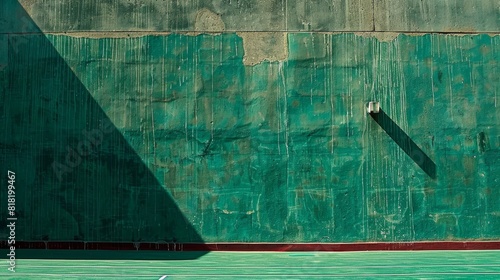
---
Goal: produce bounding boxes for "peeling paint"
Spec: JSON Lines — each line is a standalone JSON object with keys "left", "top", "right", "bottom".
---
{"left": 355, "top": 32, "right": 400, "bottom": 42}
{"left": 47, "top": 31, "right": 172, "bottom": 38}
{"left": 238, "top": 32, "right": 288, "bottom": 65}
{"left": 195, "top": 8, "right": 225, "bottom": 33}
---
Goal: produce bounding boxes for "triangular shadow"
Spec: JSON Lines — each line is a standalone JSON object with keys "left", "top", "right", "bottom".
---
{"left": 0, "top": 0, "right": 206, "bottom": 260}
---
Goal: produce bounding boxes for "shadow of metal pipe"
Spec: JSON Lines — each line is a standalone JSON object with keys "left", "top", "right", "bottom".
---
{"left": 369, "top": 108, "right": 436, "bottom": 179}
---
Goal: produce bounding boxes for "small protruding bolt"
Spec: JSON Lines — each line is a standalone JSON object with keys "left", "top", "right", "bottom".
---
{"left": 367, "top": 101, "right": 380, "bottom": 114}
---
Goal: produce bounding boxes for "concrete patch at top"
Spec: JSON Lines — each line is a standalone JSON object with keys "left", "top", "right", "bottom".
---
{"left": 238, "top": 32, "right": 288, "bottom": 65}
{"left": 195, "top": 8, "right": 225, "bottom": 33}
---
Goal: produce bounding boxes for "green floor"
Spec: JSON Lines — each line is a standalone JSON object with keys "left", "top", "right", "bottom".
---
{"left": 2, "top": 250, "right": 500, "bottom": 279}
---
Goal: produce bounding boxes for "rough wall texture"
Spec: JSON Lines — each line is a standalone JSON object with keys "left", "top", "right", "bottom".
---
{"left": 0, "top": 0, "right": 499, "bottom": 243}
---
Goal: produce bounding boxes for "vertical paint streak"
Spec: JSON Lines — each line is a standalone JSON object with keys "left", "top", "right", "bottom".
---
{"left": 446, "top": 37, "right": 453, "bottom": 121}
{"left": 329, "top": 34, "right": 334, "bottom": 154}
{"left": 430, "top": 35, "right": 435, "bottom": 106}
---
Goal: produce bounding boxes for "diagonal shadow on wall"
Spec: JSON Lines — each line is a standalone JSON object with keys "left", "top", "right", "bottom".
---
{"left": 0, "top": 0, "right": 206, "bottom": 260}
{"left": 369, "top": 108, "right": 437, "bottom": 179}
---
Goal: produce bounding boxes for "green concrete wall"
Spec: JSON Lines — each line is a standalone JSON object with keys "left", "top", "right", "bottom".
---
{"left": 1, "top": 0, "right": 499, "bottom": 243}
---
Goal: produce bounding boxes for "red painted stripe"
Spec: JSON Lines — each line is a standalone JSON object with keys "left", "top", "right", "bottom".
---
{"left": 2, "top": 241, "right": 500, "bottom": 251}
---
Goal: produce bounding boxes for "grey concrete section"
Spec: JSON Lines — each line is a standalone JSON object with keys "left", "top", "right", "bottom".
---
{"left": 375, "top": 0, "right": 500, "bottom": 32}
{"left": 8, "top": 0, "right": 374, "bottom": 33}
{"left": 214, "top": 0, "right": 286, "bottom": 31}
{"left": 13, "top": 0, "right": 287, "bottom": 32}
{"left": 5, "top": 0, "right": 499, "bottom": 34}
{"left": 286, "top": 0, "right": 373, "bottom": 31}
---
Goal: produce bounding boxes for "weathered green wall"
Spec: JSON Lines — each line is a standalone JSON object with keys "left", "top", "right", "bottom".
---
{"left": 1, "top": 0, "right": 499, "bottom": 243}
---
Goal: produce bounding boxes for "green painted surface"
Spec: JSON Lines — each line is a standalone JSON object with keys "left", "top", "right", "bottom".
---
{"left": 1, "top": 30, "right": 499, "bottom": 243}
{"left": 1, "top": 250, "right": 500, "bottom": 278}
